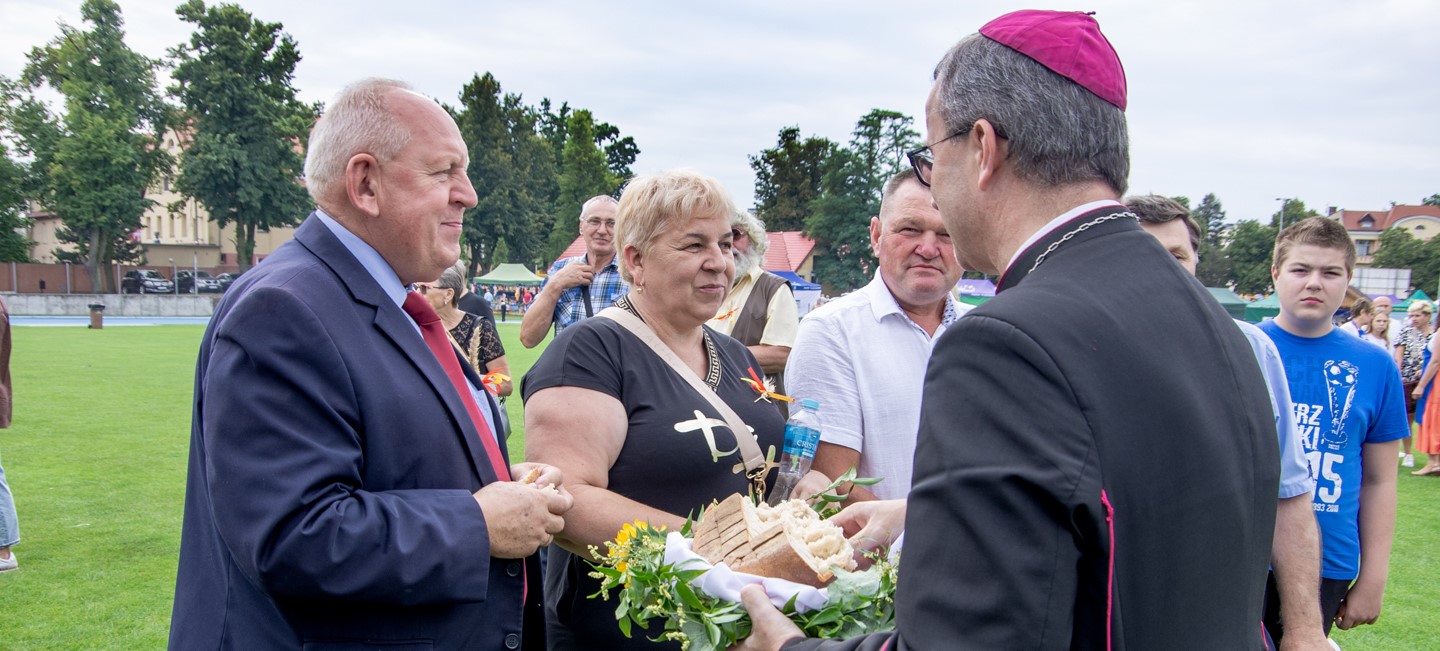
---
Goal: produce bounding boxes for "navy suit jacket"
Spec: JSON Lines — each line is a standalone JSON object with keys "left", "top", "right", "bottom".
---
{"left": 170, "top": 215, "right": 535, "bottom": 650}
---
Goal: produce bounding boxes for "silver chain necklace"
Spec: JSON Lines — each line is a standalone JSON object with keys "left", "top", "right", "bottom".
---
{"left": 1027, "top": 211, "right": 1139, "bottom": 274}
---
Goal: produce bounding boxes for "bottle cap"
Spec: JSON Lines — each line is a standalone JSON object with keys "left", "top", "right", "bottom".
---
{"left": 800, "top": 399, "right": 819, "bottom": 411}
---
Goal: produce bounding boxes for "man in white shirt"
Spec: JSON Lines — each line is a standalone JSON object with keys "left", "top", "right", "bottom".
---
{"left": 785, "top": 169, "right": 965, "bottom": 502}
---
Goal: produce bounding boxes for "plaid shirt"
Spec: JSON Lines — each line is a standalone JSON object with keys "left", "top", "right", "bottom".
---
{"left": 544, "top": 254, "right": 630, "bottom": 335}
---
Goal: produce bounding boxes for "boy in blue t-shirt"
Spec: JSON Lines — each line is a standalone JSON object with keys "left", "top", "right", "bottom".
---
{"left": 1259, "top": 217, "right": 1407, "bottom": 643}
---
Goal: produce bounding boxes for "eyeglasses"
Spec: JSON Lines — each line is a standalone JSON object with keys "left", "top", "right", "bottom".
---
{"left": 730, "top": 229, "right": 748, "bottom": 241}
{"left": 413, "top": 283, "right": 443, "bottom": 295}
{"left": 583, "top": 217, "right": 617, "bottom": 230}
{"left": 906, "top": 121, "right": 1009, "bottom": 188}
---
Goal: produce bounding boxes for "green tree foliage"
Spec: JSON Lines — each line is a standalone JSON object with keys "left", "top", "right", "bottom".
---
{"left": 802, "top": 110, "right": 919, "bottom": 292}
{"left": 1226, "top": 220, "right": 1278, "bottom": 295}
{"left": 17, "top": 0, "right": 171, "bottom": 291}
{"left": 1270, "top": 198, "right": 1320, "bottom": 230}
{"left": 596, "top": 121, "right": 639, "bottom": 184}
{"left": 170, "top": 0, "right": 311, "bottom": 272}
{"left": 0, "top": 81, "right": 35, "bottom": 262}
{"left": 1191, "top": 193, "right": 1232, "bottom": 287}
{"left": 546, "top": 109, "right": 617, "bottom": 260}
{"left": 452, "top": 73, "right": 557, "bottom": 275}
{"left": 1372, "top": 227, "right": 1440, "bottom": 295}
{"left": 751, "top": 127, "right": 834, "bottom": 233}
{"left": 0, "top": 141, "right": 33, "bottom": 262}
{"left": 1193, "top": 194, "right": 1226, "bottom": 246}
{"left": 535, "top": 101, "right": 636, "bottom": 184}
{"left": 490, "top": 238, "right": 510, "bottom": 270}
{"left": 1424, "top": 194, "right": 1440, "bottom": 207}
{"left": 846, "top": 110, "right": 920, "bottom": 203}
{"left": 807, "top": 148, "right": 875, "bottom": 291}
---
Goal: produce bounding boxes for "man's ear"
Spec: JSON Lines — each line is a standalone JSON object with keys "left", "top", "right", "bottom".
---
{"left": 973, "top": 118, "right": 1004, "bottom": 192}
{"left": 346, "top": 153, "right": 382, "bottom": 218}
{"left": 869, "top": 216, "right": 882, "bottom": 250}
{"left": 1271, "top": 265, "right": 1280, "bottom": 281}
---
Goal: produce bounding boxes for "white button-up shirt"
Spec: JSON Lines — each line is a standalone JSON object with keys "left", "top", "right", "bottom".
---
{"left": 785, "top": 272, "right": 966, "bottom": 500}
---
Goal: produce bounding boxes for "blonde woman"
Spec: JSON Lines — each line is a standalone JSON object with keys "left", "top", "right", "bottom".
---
{"left": 1360, "top": 310, "right": 1393, "bottom": 353}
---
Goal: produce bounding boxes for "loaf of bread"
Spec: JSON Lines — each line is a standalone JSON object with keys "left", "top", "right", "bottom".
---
{"left": 692, "top": 494, "right": 855, "bottom": 587}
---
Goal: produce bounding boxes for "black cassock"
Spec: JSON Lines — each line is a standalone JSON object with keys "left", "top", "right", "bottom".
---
{"left": 790, "top": 206, "right": 1278, "bottom": 651}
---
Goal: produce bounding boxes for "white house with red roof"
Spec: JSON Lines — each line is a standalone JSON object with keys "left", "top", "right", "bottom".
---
{"left": 1331, "top": 204, "right": 1440, "bottom": 265}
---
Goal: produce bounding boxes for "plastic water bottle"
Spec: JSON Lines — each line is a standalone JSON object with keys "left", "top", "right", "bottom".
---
{"left": 767, "top": 399, "right": 821, "bottom": 505}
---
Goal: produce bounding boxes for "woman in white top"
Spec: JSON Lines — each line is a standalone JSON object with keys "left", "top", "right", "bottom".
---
{"left": 1361, "top": 310, "right": 1394, "bottom": 353}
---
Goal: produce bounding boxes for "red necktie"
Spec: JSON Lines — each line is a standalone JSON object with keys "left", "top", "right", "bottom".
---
{"left": 402, "top": 291, "right": 512, "bottom": 482}
{"left": 404, "top": 292, "right": 530, "bottom": 607}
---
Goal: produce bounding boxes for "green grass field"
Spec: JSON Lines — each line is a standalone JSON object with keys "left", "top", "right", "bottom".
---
{"left": 0, "top": 323, "right": 1434, "bottom": 649}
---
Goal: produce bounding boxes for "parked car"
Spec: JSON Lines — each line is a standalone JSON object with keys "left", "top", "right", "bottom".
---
{"left": 177, "top": 270, "right": 223, "bottom": 293}
{"left": 121, "top": 270, "right": 175, "bottom": 294}
{"left": 216, "top": 272, "right": 242, "bottom": 292}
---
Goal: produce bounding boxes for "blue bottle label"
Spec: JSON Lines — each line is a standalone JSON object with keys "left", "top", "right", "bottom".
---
{"left": 782, "top": 423, "right": 820, "bottom": 459}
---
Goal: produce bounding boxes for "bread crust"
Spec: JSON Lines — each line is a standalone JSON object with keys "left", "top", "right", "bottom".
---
{"left": 691, "top": 494, "right": 855, "bottom": 587}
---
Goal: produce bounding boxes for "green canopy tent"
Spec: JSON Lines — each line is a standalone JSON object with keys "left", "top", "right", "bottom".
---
{"left": 1394, "top": 289, "right": 1432, "bottom": 313}
{"left": 1244, "top": 293, "right": 1281, "bottom": 323}
{"left": 475, "top": 263, "right": 543, "bottom": 286}
{"left": 1206, "top": 287, "right": 1250, "bottom": 320}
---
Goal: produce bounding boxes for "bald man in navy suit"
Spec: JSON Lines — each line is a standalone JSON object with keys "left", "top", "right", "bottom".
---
{"left": 170, "top": 78, "right": 572, "bottom": 651}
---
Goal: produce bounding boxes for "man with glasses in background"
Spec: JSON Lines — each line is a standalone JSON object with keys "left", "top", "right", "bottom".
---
{"left": 740, "top": 10, "right": 1279, "bottom": 650}
{"left": 520, "top": 195, "right": 629, "bottom": 348}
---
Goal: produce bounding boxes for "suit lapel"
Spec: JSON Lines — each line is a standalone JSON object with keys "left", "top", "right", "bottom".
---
{"left": 294, "top": 215, "right": 499, "bottom": 485}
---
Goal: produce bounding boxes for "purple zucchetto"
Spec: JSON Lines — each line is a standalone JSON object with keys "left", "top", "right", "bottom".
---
{"left": 979, "top": 10, "right": 1127, "bottom": 110}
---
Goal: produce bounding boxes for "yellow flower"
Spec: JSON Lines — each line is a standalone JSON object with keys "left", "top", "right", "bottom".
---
{"left": 634, "top": 520, "right": 649, "bottom": 531}
{"left": 616, "top": 523, "right": 636, "bottom": 545}
{"left": 616, "top": 560, "right": 628, "bottom": 573}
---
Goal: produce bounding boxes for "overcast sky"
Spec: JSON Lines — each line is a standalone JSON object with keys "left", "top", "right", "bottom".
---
{"left": 3, "top": 0, "right": 1437, "bottom": 224}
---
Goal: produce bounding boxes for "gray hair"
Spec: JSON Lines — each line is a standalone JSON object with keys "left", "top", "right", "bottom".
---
{"left": 730, "top": 210, "right": 770, "bottom": 258}
{"left": 437, "top": 262, "right": 467, "bottom": 307}
{"left": 579, "top": 195, "right": 620, "bottom": 219}
{"left": 304, "top": 78, "right": 415, "bottom": 205}
{"left": 934, "top": 34, "right": 1129, "bottom": 195}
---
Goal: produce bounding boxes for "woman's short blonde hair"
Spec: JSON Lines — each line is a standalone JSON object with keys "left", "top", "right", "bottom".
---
{"left": 615, "top": 169, "right": 736, "bottom": 283}
{"left": 1409, "top": 300, "right": 1433, "bottom": 315}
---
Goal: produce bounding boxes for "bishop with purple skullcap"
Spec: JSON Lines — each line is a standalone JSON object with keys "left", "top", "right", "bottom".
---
{"left": 980, "top": 9, "right": 1127, "bottom": 110}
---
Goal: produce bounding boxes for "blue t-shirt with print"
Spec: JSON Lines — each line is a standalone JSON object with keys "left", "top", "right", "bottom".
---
{"left": 1259, "top": 322, "right": 1409, "bottom": 580}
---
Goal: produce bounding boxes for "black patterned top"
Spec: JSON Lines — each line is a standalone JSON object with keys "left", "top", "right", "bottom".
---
{"left": 448, "top": 311, "right": 504, "bottom": 372}
{"left": 1396, "top": 325, "right": 1430, "bottom": 384}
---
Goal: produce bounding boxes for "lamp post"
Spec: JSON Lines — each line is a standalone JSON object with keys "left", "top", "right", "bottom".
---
{"left": 169, "top": 257, "right": 176, "bottom": 294}
{"left": 1275, "top": 197, "right": 1292, "bottom": 232}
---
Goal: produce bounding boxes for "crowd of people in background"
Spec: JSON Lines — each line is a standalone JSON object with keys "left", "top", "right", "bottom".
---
{"left": 138, "top": 9, "right": 1440, "bottom": 651}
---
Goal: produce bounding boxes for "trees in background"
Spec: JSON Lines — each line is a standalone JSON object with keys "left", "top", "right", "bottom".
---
{"left": 1372, "top": 228, "right": 1440, "bottom": 295}
{"left": 750, "top": 127, "right": 833, "bottom": 234}
{"left": 453, "top": 73, "right": 558, "bottom": 276}
{"left": 545, "top": 109, "right": 619, "bottom": 262}
{"left": 0, "top": 80, "right": 35, "bottom": 262}
{"left": 170, "top": 0, "right": 313, "bottom": 272}
{"left": 805, "top": 110, "right": 919, "bottom": 291}
{"left": 1192, "top": 193, "right": 1233, "bottom": 288}
{"left": 13, "top": 0, "right": 170, "bottom": 291}
{"left": 749, "top": 110, "right": 920, "bottom": 292}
